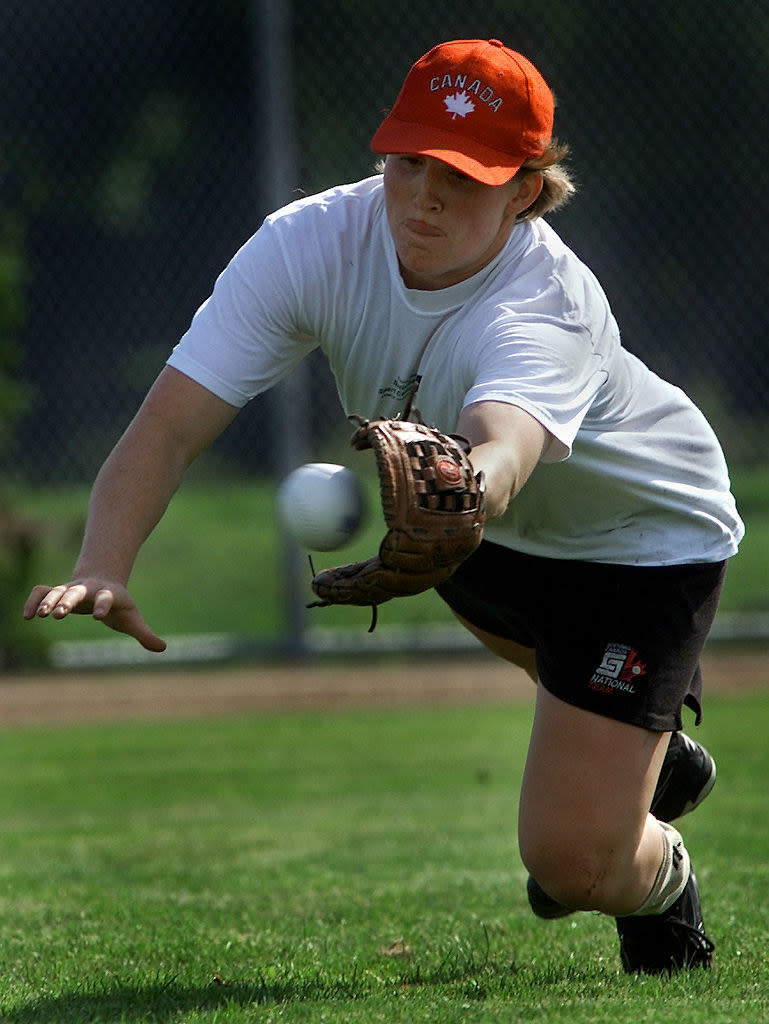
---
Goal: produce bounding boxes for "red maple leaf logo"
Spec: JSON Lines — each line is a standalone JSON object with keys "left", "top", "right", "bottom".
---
{"left": 619, "top": 649, "right": 647, "bottom": 682}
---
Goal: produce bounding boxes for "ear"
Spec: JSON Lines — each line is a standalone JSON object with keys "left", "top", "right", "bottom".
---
{"left": 506, "top": 172, "right": 543, "bottom": 217}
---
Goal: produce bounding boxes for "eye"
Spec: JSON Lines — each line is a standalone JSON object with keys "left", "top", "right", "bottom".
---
{"left": 449, "top": 168, "right": 475, "bottom": 186}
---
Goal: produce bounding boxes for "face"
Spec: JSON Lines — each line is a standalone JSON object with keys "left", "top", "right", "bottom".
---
{"left": 382, "top": 154, "right": 540, "bottom": 291}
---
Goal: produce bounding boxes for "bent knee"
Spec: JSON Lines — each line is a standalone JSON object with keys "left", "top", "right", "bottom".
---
{"left": 520, "top": 837, "right": 624, "bottom": 913}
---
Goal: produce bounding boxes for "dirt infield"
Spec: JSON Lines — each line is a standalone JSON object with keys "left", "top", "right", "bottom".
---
{"left": 1, "top": 648, "right": 767, "bottom": 727}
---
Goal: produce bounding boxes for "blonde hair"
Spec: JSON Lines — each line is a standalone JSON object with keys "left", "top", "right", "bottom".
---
{"left": 514, "top": 138, "right": 576, "bottom": 221}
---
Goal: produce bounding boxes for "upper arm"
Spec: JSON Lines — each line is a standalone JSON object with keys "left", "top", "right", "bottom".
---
{"left": 122, "top": 365, "right": 241, "bottom": 469}
{"left": 456, "top": 400, "right": 550, "bottom": 518}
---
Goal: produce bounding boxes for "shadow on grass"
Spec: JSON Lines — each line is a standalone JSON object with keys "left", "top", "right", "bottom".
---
{"left": 1, "top": 972, "right": 369, "bottom": 1023}
{"left": 1, "top": 945, "right": 514, "bottom": 1022}
{"left": 2, "top": 929, "right": 514, "bottom": 1021}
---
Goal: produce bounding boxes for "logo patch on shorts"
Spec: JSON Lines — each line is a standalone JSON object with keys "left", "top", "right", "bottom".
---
{"left": 588, "top": 643, "right": 647, "bottom": 696}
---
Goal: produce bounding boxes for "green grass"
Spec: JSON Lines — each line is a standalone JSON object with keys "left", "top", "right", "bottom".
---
{"left": 10, "top": 463, "right": 769, "bottom": 651}
{"left": 0, "top": 692, "right": 768, "bottom": 1022}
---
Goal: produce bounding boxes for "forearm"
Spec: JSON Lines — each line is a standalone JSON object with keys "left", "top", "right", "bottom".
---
{"left": 73, "top": 426, "right": 188, "bottom": 584}
{"left": 468, "top": 439, "right": 529, "bottom": 519}
{"left": 73, "top": 366, "right": 239, "bottom": 584}
{"left": 457, "top": 400, "right": 549, "bottom": 520}
{"left": 25, "top": 368, "right": 238, "bottom": 648}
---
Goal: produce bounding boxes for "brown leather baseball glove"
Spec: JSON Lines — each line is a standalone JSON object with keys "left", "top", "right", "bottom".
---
{"left": 309, "top": 417, "right": 486, "bottom": 616}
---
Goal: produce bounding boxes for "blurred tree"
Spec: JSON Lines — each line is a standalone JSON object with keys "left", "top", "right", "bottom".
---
{"left": 3, "top": 0, "right": 259, "bottom": 481}
{"left": 0, "top": 208, "right": 40, "bottom": 668}
{"left": 0, "top": 210, "right": 28, "bottom": 449}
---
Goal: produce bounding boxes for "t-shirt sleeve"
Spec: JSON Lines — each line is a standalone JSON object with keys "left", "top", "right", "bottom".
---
{"left": 167, "top": 220, "right": 318, "bottom": 407}
{"left": 463, "top": 316, "right": 610, "bottom": 462}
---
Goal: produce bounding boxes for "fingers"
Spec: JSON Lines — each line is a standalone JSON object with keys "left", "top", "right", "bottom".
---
{"left": 91, "top": 588, "right": 116, "bottom": 620}
{"left": 23, "top": 585, "right": 55, "bottom": 619}
{"left": 114, "top": 609, "right": 167, "bottom": 653}
{"left": 24, "top": 580, "right": 167, "bottom": 654}
{"left": 23, "top": 583, "right": 92, "bottom": 619}
{"left": 137, "top": 629, "right": 168, "bottom": 654}
{"left": 27, "top": 583, "right": 63, "bottom": 618}
{"left": 53, "top": 583, "right": 95, "bottom": 618}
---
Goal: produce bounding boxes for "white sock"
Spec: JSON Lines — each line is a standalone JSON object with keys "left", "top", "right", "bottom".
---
{"left": 633, "top": 821, "right": 690, "bottom": 916}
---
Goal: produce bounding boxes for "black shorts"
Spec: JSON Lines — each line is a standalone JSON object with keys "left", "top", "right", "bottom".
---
{"left": 436, "top": 540, "right": 727, "bottom": 732}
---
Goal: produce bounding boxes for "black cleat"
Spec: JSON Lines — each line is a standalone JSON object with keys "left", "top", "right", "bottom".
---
{"left": 525, "top": 873, "right": 575, "bottom": 920}
{"left": 526, "top": 731, "right": 716, "bottom": 920}
{"left": 651, "top": 731, "right": 716, "bottom": 823}
{"left": 616, "top": 869, "right": 714, "bottom": 973}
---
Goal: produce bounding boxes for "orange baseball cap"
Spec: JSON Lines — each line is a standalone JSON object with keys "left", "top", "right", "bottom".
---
{"left": 370, "top": 39, "right": 554, "bottom": 186}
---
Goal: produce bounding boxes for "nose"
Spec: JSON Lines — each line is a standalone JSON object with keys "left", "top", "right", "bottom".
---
{"left": 412, "top": 164, "right": 443, "bottom": 212}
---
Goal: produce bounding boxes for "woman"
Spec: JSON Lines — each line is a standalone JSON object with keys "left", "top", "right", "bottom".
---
{"left": 25, "top": 38, "right": 743, "bottom": 974}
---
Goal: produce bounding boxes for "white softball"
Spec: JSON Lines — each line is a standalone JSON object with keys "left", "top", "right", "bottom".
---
{"left": 276, "top": 463, "right": 365, "bottom": 551}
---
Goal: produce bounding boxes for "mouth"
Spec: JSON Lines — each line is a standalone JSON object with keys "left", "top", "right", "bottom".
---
{"left": 404, "top": 219, "right": 444, "bottom": 238}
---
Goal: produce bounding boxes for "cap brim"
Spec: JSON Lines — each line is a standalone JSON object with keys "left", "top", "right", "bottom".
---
{"left": 370, "top": 116, "right": 524, "bottom": 186}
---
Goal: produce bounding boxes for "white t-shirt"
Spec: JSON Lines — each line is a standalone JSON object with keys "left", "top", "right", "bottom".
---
{"left": 168, "top": 175, "right": 744, "bottom": 565}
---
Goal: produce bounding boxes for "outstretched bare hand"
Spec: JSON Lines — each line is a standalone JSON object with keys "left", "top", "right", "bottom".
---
{"left": 23, "top": 579, "right": 167, "bottom": 653}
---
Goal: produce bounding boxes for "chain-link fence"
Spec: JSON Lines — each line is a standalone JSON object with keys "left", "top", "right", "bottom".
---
{"left": 2, "top": 0, "right": 767, "bottom": 656}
